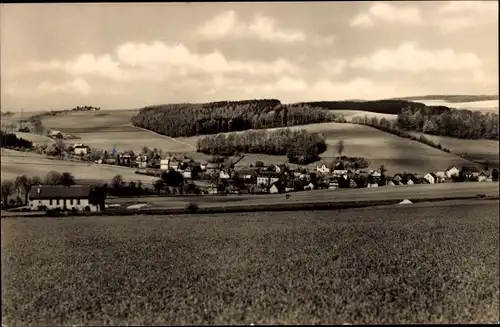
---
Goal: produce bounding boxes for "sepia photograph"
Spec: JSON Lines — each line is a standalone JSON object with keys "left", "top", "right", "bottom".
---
{"left": 1, "top": 1, "right": 499, "bottom": 325}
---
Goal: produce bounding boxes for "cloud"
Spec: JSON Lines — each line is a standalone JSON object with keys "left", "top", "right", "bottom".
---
{"left": 197, "top": 11, "right": 334, "bottom": 45}
{"left": 351, "top": 42, "right": 482, "bottom": 73}
{"left": 350, "top": 3, "right": 422, "bottom": 27}
{"left": 319, "top": 59, "right": 347, "bottom": 75}
{"left": 37, "top": 78, "right": 91, "bottom": 96}
{"left": 28, "top": 41, "right": 301, "bottom": 81}
{"left": 435, "top": 1, "right": 497, "bottom": 33}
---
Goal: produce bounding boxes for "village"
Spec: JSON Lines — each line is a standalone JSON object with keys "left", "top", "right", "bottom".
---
{"left": 55, "top": 137, "right": 498, "bottom": 196}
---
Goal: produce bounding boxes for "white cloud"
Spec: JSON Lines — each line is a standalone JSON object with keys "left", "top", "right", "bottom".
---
{"left": 197, "top": 11, "right": 333, "bottom": 46}
{"left": 28, "top": 41, "right": 301, "bottom": 81}
{"left": 319, "top": 59, "right": 347, "bottom": 75}
{"left": 37, "top": 78, "right": 91, "bottom": 96}
{"left": 351, "top": 42, "right": 483, "bottom": 73}
{"left": 350, "top": 3, "right": 422, "bottom": 27}
{"left": 435, "top": 1, "right": 497, "bottom": 33}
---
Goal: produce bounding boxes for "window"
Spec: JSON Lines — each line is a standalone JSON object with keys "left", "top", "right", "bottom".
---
{"left": 49, "top": 199, "right": 53, "bottom": 205}
{"left": 77, "top": 199, "right": 81, "bottom": 205}
{"left": 56, "top": 199, "right": 60, "bottom": 205}
{"left": 70, "top": 199, "right": 73, "bottom": 205}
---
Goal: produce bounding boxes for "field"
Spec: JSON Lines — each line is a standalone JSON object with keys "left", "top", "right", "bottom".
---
{"left": 36, "top": 109, "right": 482, "bottom": 173}
{"left": 38, "top": 110, "right": 193, "bottom": 154}
{"left": 329, "top": 109, "right": 397, "bottom": 122}
{"left": 0, "top": 149, "right": 157, "bottom": 184}
{"left": 410, "top": 99, "right": 499, "bottom": 113}
{"left": 2, "top": 200, "right": 498, "bottom": 325}
{"left": 107, "top": 182, "right": 500, "bottom": 210}
{"left": 407, "top": 132, "right": 499, "bottom": 167}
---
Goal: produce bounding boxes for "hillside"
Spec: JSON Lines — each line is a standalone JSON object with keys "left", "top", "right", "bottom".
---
{"left": 0, "top": 148, "right": 157, "bottom": 184}
{"left": 180, "top": 122, "right": 478, "bottom": 174}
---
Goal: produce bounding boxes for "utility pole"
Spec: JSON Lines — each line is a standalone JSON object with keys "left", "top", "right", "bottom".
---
{"left": 19, "top": 109, "right": 24, "bottom": 131}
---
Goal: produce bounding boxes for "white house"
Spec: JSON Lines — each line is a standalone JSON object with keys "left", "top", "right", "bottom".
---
{"left": 406, "top": 179, "right": 414, "bottom": 185}
{"left": 424, "top": 172, "right": 437, "bottom": 184}
{"left": 257, "top": 175, "right": 279, "bottom": 186}
{"left": 207, "top": 184, "right": 219, "bottom": 195}
{"left": 28, "top": 185, "right": 102, "bottom": 212}
{"left": 316, "top": 163, "right": 330, "bottom": 174}
{"left": 73, "top": 144, "right": 90, "bottom": 155}
{"left": 135, "top": 155, "right": 148, "bottom": 169}
{"left": 160, "top": 159, "right": 170, "bottom": 170}
{"left": 367, "top": 183, "right": 378, "bottom": 188}
{"left": 182, "top": 168, "right": 192, "bottom": 179}
{"left": 304, "top": 182, "right": 315, "bottom": 190}
{"left": 269, "top": 184, "right": 280, "bottom": 194}
{"left": 219, "top": 170, "right": 231, "bottom": 179}
{"left": 446, "top": 166, "right": 460, "bottom": 178}
{"left": 329, "top": 179, "right": 339, "bottom": 189}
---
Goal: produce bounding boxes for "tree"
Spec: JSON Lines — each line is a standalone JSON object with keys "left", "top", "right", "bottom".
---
{"left": 14, "top": 175, "right": 30, "bottom": 205}
{"left": 492, "top": 169, "right": 498, "bottom": 181}
{"left": 483, "top": 160, "right": 490, "bottom": 172}
{"left": 60, "top": 172, "right": 76, "bottom": 187}
{"left": 378, "top": 165, "right": 387, "bottom": 186}
{"left": 161, "top": 170, "right": 184, "bottom": 195}
{"left": 153, "top": 179, "right": 164, "bottom": 195}
{"left": 111, "top": 174, "right": 124, "bottom": 194}
{"left": 45, "top": 171, "right": 62, "bottom": 185}
{"left": 1, "top": 180, "right": 15, "bottom": 207}
{"left": 337, "top": 139, "right": 345, "bottom": 157}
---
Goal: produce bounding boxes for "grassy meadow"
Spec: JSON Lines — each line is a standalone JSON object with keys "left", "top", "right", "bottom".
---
{"left": 2, "top": 200, "right": 498, "bottom": 325}
{"left": 407, "top": 132, "right": 499, "bottom": 167}
{"left": 0, "top": 148, "right": 156, "bottom": 184}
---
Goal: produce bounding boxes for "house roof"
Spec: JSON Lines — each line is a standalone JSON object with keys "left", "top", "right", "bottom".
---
{"left": 446, "top": 166, "right": 458, "bottom": 171}
{"left": 29, "top": 185, "right": 91, "bottom": 200}
{"left": 426, "top": 172, "right": 437, "bottom": 179}
{"left": 207, "top": 162, "right": 219, "bottom": 168}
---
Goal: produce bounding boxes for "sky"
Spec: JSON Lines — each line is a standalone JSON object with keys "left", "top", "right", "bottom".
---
{"left": 1, "top": 1, "right": 498, "bottom": 111}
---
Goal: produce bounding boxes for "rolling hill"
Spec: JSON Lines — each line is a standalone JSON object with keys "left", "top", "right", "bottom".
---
{"left": 16, "top": 105, "right": 494, "bottom": 175}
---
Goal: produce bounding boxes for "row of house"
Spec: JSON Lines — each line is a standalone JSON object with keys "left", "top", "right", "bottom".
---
{"left": 422, "top": 166, "right": 495, "bottom": 184}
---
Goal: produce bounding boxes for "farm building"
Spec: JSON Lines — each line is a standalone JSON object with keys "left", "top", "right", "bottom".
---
{"left": 316, "top": 163, "right": 330, "bottom": 174}
{"left": 28, "top": 185, "right": 104, "bottom": 212}
{"left": 257, "top": 173, "right": 280, "bottom": 186}
{"left": 424, "top": 172, "right": 437, "bottom": 184}
{"left": 73, "top": 144, "right": 90, "bottom": 155}
{"left": 446, "top": 166, "right": 460, "bottom": 178}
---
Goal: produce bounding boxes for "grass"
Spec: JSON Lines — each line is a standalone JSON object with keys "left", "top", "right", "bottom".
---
{"left": 407, "top": 132, "right": 499, "bottom": 167}
{"left": 39, "top": 110, "right": 193, "bottom": 154}
{"left": 38, "top": 109, "right": 483, "bottom": 174}
{"left": 0, "top": 148, "right": 157, "bottom": 184}
{"left": 106, "top": 182, "right": 499, "bottom": 210}
{"left": 409, "top": 99, "right": 499, "bottom": 113}
{"left": 329, "top": 110, "right": 397, "bottom": 122}
{"left": 2, "top": 200, "right": 498, "bottom": 325}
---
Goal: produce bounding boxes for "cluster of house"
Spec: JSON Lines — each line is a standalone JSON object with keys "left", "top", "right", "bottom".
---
{"left": 48, "top": 130, "right": 76, "bottom": 140}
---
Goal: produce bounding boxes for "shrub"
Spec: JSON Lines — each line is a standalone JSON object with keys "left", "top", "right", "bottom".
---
{"left": 186, "top": 202, "right": 199, "bottom": 213}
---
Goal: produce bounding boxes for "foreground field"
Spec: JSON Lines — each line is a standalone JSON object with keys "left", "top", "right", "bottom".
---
{"left": 0, "top": 149, "right": 156, "bottom": 184}
{"left": 108, "top": 182, "right": 499, "bottom": 210}
{"left": 2, "top": 200, "right": 498, "bottom": 325}
{"left": 407, "top": 132, "right": 499, "bottom": 167}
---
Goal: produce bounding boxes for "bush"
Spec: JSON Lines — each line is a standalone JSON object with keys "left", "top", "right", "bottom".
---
{"left": 186, "top": 202, "right": 199, "bottom": 213}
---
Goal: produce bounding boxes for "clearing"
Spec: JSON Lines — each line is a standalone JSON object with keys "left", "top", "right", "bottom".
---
{"left": 0, "top": 148, "right": 157, "bottom": 184}
{"left": 2, "top": 200, "right": 498, "bottom": 325}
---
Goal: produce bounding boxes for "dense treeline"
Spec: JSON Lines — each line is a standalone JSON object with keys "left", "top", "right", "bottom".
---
{"left": 131, "top": 99, "right": 336, "bottom": 137}
{"left": 299, "top": 100, "right": 428, "bottom": 115}
{"left": 397, "top": 107, "right": 499, "bottom": 140}
{"left": 0, "top": 131, "right": 33, "bottom": 149}
{"left": 197, "top": 129, "right": 327, "bottom": 164}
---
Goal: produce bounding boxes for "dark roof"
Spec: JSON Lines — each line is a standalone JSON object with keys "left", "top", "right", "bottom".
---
{"left": 427, "top": 172, "right": 437, "bottom": 179}
{"left": 29, "top": 185, "right": 91, "bottom": 200}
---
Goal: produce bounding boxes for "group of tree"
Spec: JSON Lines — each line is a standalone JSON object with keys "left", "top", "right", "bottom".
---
{"left": 130, "top": 99, "right": 336, "bottom": 138}
{"left": 397, "top": 106, "right": 499, "bottom": 140}
{"left": 72, "top": 106, "right": 100, "bottom": 111}
{"left": 299, "top": 99, "right": 428, "bottom": 115}
{"left": 196, "top": 128, "right": 327, "bottom": 165}
{"left": 0, "top": 130, "right": 33, "bottom": 149}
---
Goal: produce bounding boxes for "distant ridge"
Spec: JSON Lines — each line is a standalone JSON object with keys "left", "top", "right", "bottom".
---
{"left": 390, "top": 95, "right": 499, "bottom": 103}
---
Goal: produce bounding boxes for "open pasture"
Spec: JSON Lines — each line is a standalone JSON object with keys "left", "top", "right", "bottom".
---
{"left": 413, "top": 99, "right": 499, "bottom": 113}
{"left": 407, "top": 132, "right": 499, "bottom": 167}
{"left": 108, "top": 182, "right": 499, "bottom": 210}
{"left": 329, "top": 109, "right": 397, "bottom": 122}
{"left": 0, "top": 148, "right": 156, "bottom": 183}
{"left": 2, "top": 200, "right": 498, "bottom": 325}
{"left": 40, "top": 110, "right": 193, "bottom": 154}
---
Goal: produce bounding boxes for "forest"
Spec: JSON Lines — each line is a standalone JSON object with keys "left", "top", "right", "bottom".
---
{"left": 130, "top": 99, "right": 336, "bottom": 137}
{"left": 196, "top": 129, "right": 327, "bottom": 165}
{"left": 0, "top": 131, "right": 33, "bottom": 149}
{"left": 298, "top": 100, "right": 428, "bottom": 115}
{"left": 397, "top": 106, "right": 499, "bottom": 140}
